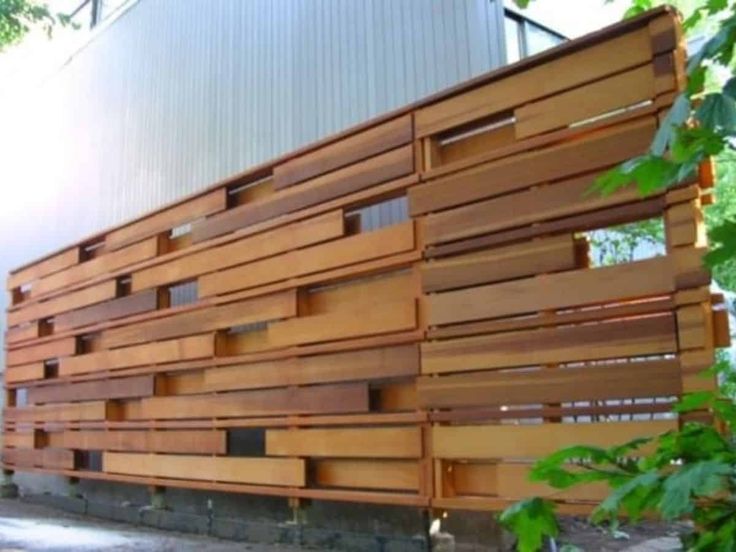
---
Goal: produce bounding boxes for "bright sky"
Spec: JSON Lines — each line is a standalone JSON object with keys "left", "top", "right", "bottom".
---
{"left": 505, "top": 0, "right": 632, "bottom": 38}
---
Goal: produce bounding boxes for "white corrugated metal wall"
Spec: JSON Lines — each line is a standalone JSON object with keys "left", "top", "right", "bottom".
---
{"left": 0, "top": 0, "right": 506, "bottom": 428}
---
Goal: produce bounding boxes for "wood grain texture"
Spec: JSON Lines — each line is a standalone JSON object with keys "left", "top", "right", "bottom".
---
{"left": 8, "top": 280, "right": 118, "bottom": 327}
{"left": 415, "top": 25, "right": 653, "bottom": 137}
{"left": 34, "top": 237, "right": 159, "bottom": 297}
{"left": 100, "top": 291, "right": 296, "bottom": 349}
{"left": 411, "top": 117, "right": 655, "bottom": 217}
{"left": 8, "top": 248, "right": 79, "bottom": 290}
{"left": 433, "top": 420, "right": 675, "bottom": 460}
{"left": 426, "top": 255, "right": 694, "bottom": 327}
{"left": 274, "top": 115, "right": 413, "bottom": 189}
{"left": 59, "top": 334, "right": 214, "bottom": 377}
{"left": 54, "top": 289, "right": 160, "bottom": 332}
{"left": 313, "top": 459, "right": 420, "bottom": 491}
{"left": 198, "top": 221, "right": 415, "bottom": 297}
{"left": 130, "top": 382, "right": 370, "bottom": 419}
{"left": 6, "top": 337, "right": 77, "bottom": 367}
{"left": 193, "top": 145, "right": 413, "bottom": 243}
{"left": 27, "top": 375, "right": 155, "bottom": 404}
{"left": 103, "top": 452, "right": 305, "bottom": 487}
{"left": 132, "top": 211, "right": 344, "bottom": 292}
{"left": 421, "top": 235, "right": 579, "bottom": 292}
{"left": 105, "top": 189, "right": 227, "bottom": 250}
{"left": 47, "top": 430, "right": 226, "bottom": 454}
{"left": 266, "top": 427, "right": 422, "bottom": 458}
{"left": 421, "top": 314, "right": 677, "bottom": 374}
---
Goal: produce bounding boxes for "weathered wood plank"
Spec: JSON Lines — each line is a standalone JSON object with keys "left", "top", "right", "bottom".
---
{"left": 103, "top": 452, "right": 305, "bottom": 487}
{"left": 274, "top": 115, "right": 413, "bottom": 189}
{"left": 266, "top": 427, "right": 422, "bottom": 458}
{"left": 5, "top": 363, "right": 46, "bottom": 384}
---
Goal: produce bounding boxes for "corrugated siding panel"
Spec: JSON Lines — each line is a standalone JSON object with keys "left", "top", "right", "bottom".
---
{"left": 0, "top": 0, "right": 505, "bottom": 383}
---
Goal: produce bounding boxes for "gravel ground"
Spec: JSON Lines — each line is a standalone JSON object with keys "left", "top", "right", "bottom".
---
{"left": 0, "top": 499, "right": 299, "bottom": 551}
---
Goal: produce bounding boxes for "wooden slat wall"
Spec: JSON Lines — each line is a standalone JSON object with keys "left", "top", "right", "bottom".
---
{"left": 3, "top": 9, "right": 727, "bottom": 513}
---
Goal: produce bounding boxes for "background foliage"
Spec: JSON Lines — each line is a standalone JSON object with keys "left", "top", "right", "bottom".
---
{"left": 0, "top": 0, "right": 71, "bottom": 51}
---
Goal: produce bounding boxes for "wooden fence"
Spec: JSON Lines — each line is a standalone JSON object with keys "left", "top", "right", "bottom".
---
{"left": 3, "top": 7, "right": 730, "bottom": 514}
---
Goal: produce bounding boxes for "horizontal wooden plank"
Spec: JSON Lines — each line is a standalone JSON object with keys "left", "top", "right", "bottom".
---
{"left": 34, "top": 237, "right": 159, "bottom": 297}
{"left": 515, "top": 64, "right": 657, "bottom": 139}
{"left": 266, "top": 427, "right": 422, "bottom": 458}
{"left": 6, "top": 337, "right": 77, "bottom": 367}
{"left": 202, "top": 344, "right": 419, "bottom": 392}
{"left": 410, "top": 117, "right": 655, "bottom": 217}
{"left": 58, "top": 334, "right": 214, "bottom": 377}
{"left": 193, "top": 145, "right": 413, "bottom": 242}
{"left": 414, "top": 24, "right": 653, "bottom": 137}
{"left": 8, "top": 248, "right": 79, "bottom": 290}
{"left": 4, "top": 401, "right": 113, "bottom": 423}
{"left": 2, "top": 447, "right": 76, "bottom": 470}
{"left": 27, "top": 375, "right": 155, "bottom": 404}
{"left": 100, "top": 290, "right": 297, "bottom": 349}
{"left": 274, "top": 115, "right": 413, "bottom": 189}
{"left": 313, "top": 459, "right": 420, "bottom": 491}
{"left": 130, "top": 382, "right": 369, "bottom": 419}
{"left": 427, "top": 254, "right": 701, "bottom": 327}
{"left": 5, "top": 322, "right": 40, "bottom": 345}
{"left": 421, "top": 314, "right": 677, "bottom": 375}
{"left": 199, "top": 221, "right": 414, "bottom": 297}
{"left": 5, "top": 363, "right": 46, "bottom": 384}
{"left": 449, "top": 462, "right": 608, "bottom": 501}
{"left": 425, "top": 195, "right": 666, "bottom": 259}
{"left": 421, "top": 235, "right": 579, "bottom": 292}
{"left": 132, "top": 211, "right": 344, "bottom": 292}
{"left": 103, "top": 452, "right": 305, "bottom": 487}
{"left": 433, "top": 420, "right": 675, "bottom": 460}
{"left": 8, "top": 280, "right": 118, "bottom": 327}
{"left": 267, "top": 299, "right": 416, "bottom": 348}
{"left": 421, "top": 169, "right": 642, "bottom": 246}
{"left": 417, "top": 359, "right": 681, "bottom": 409}
{"left": 47, "top": 430, "right": 226, "bottom": 454}
{"left": 105, "top": 188, "right": 227, "bottom": 250}
{"left": 54, "top": 289, "right": 160, "bottom": 333}
{"left": 2, "top": 432, "right": 35, "bottom": 448}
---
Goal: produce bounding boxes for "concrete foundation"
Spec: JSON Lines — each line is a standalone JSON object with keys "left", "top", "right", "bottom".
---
{"left": 13, "top": 476, "right": 512, "bottom": 551}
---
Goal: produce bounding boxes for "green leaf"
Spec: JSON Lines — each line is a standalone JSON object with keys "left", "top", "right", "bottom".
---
{"left": 696, "top": 94, "right": 736, "bottom": 133}
{"left": 674, "top": 391, "right": 714, "bottom": 413}
{"left": 592, "top": 471, "right": 661, "bottom": 523}
{"left": 659, "top": 461, "right": 732, "bottom": 519}
{"left": 498, "top": 498, "right": 559, "bottom": 552}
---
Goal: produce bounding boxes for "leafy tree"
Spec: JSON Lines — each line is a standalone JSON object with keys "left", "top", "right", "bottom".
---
{"left": 499, "top": 0, "right": 736, "bottom": 550}
{"left": 0, "top": 0, "right": 72, "bottom": 51}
